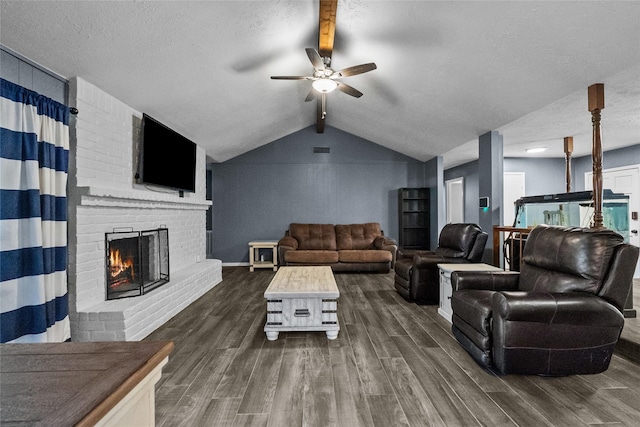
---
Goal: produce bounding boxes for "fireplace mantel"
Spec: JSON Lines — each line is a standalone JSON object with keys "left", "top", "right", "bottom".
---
{"left": 75, "top": 186, "right": 212, "bottom": 210}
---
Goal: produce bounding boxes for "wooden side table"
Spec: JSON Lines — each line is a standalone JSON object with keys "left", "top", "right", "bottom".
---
{"left": 437, "top": 263, "right": 502, "bottom": 322}
{"left": 248, "top": 240, "right": 279, "bottom": 272}
{"left": 0, "top": 341, "right": 173, "bottom": 426}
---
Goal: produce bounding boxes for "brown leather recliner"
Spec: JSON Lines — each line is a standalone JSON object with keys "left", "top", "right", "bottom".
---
{"left": 394, "top": 223, "right": 488, "bottom": 304}
{"left": 451, "top": 225, "right": 639, "bottom": 376}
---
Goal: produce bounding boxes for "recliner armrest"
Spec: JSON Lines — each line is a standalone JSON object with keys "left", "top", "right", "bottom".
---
{"left": 452, "top": 271, "right": 520, "bottom": 291}
{"left": 413, "top": 254, "right": 446, "bottom": 268}
{"left": 397, "top": 249, "right": 434, "bottom": 260}
{"left": 493, "top": 291, "right": 624, "bottom": 326}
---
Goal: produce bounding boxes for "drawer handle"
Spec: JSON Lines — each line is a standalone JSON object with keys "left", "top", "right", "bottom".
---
{"left": 294, "top": 309, "right": 310, "bottom": 317}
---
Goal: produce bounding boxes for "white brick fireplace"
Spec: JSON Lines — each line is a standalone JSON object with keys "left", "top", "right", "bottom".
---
{"left": 67, "top": 77, "right": 222, "bottom": 341}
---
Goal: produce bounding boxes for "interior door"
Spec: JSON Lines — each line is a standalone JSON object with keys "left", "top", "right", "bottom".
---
{"left": 586, "top": 165, "right": 640, "bottom": 277}
{"left": 503, "top": 172, "right": 526, "bottom": 226}
{"left": 446, "top": 178, "right": 464, "bottom": 224}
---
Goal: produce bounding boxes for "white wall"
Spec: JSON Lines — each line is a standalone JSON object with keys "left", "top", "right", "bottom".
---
{"left": 67, "top": 77, "right": 220, "bottom": 341}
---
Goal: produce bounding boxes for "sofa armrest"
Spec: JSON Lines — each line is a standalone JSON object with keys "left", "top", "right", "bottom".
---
{"left": 374, "top": 236, "right": 398, "bottom": 266}
{"left": 277, "top": 236, "right": 298, "bottom": 266}
{"left": 493, "top": 291, "right": 624, "bottom": 326}
{"left": 374, "top": 235, "right": 396, "bottom": 249}
{"left": 452, "top": 271, "right": 520, "bottom": 291}
{"left": 278, "top": 236, "right": 298, "bottom": 249}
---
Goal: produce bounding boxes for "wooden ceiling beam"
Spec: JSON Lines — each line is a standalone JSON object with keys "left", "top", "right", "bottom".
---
{"left": 318, "top": 0, "right": 337, "bottom": 59}
{"left": 317, "top": 1, "right": 336, "bottom": 132}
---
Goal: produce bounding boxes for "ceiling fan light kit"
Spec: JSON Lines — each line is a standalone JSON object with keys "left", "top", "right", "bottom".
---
{"left": 312, "top": 78, "right": 338, "bottom": 93}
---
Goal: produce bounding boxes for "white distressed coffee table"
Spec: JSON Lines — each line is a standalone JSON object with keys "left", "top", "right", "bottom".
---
{"left": 264, "top": 266, "right": 340, "bottom": 341}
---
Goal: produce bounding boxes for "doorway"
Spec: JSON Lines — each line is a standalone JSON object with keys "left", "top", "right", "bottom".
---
{"left": 446, "top": 178, "right": 464, "bottom": 224}
{"left": 586, "top": 165, "right": 640, "bottom": 277}
{"left": 503, "top": 172, "right": 526, "bottom": 227}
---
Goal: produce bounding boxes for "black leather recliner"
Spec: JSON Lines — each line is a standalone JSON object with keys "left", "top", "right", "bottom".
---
{"left": 394, "top": 223, "right": 488, "bottom": 304}
{"left": 451, "top": 225, "right": 639, "bottom": 376}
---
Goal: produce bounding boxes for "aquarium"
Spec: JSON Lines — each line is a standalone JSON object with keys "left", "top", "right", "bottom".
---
{"left": 513, "top": 190, "right": 630, "bottom": 242}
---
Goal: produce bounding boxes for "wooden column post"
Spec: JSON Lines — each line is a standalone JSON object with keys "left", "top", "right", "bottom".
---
{"left": 588, "top": 83, "right": 605, "bottom": 229}
{"left": 564, "top": 136, "right": 573, "bottom": 193}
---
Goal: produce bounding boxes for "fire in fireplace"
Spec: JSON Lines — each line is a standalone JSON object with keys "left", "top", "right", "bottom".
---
{"left": 105, "top": 228, "right": 169, "bottom": 300}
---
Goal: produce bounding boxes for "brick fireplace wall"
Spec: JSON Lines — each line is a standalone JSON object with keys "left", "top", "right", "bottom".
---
{"left": 67, "top": 77, "right": 222, "bottom": 341}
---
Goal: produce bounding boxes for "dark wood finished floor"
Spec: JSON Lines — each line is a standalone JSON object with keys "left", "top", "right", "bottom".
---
{"left": 147, "top": 268, "right": 640, "bottom": 427}
{"left": 621, "top": 279, "right": 640, "bottom": 344}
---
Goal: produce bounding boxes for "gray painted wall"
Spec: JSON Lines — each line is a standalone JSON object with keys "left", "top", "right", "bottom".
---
{"left": 504, "top": 157, "right": 567, "bottom": 196}
{"left": 211, "top": 125, "right": 427, "bottom": 263}
{"left": 573, "top": 144, "right": 640, "bottom": 191}
{"left": 478, "top": 131, "right": 504, "bottom": 263}
{"left": 425, "top": 156, "right": 444, "bottom": 249}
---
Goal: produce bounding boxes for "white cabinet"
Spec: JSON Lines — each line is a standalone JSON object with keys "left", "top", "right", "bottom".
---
{"left": 438, "top": 263, "right": 502, "bottom": 322}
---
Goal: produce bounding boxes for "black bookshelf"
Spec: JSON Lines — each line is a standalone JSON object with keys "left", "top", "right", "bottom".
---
{"left": 398, "top": 187, "right": 430, "bottom": 249}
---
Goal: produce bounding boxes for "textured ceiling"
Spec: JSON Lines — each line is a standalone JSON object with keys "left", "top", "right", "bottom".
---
{"left": 1, "top": 1, "right": 639, "bottom": 167}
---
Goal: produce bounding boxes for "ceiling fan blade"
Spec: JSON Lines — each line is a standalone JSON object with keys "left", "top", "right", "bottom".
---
{"left": 335, "top": 63, "right": 377, "bottom": 77}
{"left": 336, "top": 82, "right": 363, "bottom": 98}
{"left": 305, "top": 48, "right": 324, "bottom": 71}
{"left": 318, "top": 0, "right": 337, "bottom": 58}
{"left": 305, "top": 89, "right": 316, "bottom": 102}
{"left": 270, "top": 76, "right": 310, "bottom": 80}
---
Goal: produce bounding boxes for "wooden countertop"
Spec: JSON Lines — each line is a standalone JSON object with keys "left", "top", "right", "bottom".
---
{"left": 0, "top": 340, "right": 174, "bottom": 426}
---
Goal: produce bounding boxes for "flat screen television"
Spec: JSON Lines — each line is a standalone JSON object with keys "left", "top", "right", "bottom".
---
{"left": 138, "top": 113, "right": 197, "bottom": 193}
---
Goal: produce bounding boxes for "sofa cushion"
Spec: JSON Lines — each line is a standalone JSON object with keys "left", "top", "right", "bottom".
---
{"left": 335, "top": 223, "right": 381, "bottom": 250}
{"left": 285, "top": 250, "right": 339, "bottom": 264}
{"left": 289, "top": 223, "right": 337, "bottom": 251}
{"left": 339, "top": 250, "right": 392, "bottom": 263}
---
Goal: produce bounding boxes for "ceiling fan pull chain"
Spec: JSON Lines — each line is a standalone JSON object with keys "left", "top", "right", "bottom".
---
{"left": 322, "top": 95, "right": 327, "bottom": 119}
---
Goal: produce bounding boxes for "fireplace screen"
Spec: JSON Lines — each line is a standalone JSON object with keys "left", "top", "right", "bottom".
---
{"left": 105, "top": 228, "right": 169, "bottom": 300}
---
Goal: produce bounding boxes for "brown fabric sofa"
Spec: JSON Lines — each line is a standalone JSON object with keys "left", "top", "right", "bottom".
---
{"left": 278, "top": 223, "right": 397, "bottom": 272}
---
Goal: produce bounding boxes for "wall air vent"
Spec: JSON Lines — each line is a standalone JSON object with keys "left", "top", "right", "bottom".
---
{"left": 313, "top": 146, "right": 331, "bottom": 154}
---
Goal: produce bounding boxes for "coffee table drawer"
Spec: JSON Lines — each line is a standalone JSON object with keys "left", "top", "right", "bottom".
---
{"left": 267, "top": 298, "right": 338, "bottom": 328}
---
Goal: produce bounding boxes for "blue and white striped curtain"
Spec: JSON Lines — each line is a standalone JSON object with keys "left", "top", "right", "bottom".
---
{"left": 1, "top": 78, "right": 71, "bottom": 343}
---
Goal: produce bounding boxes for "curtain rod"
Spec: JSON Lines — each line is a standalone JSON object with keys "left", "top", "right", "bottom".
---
{"left": 1, "top": 44, "right": 78, "bottom": 114}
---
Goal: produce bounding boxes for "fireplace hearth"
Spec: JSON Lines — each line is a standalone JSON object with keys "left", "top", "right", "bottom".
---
{"left": 105, "top": 228, "right": 169, "bottom": 300}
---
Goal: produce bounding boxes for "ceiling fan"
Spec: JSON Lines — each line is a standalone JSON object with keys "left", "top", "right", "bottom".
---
{"left": 270, "top": 0, "right": 377, "bottom": 133}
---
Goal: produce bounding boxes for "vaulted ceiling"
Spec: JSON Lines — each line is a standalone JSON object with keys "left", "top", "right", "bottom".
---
{"left": 1, "top": 1, "right": 639, "bottom": 167}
